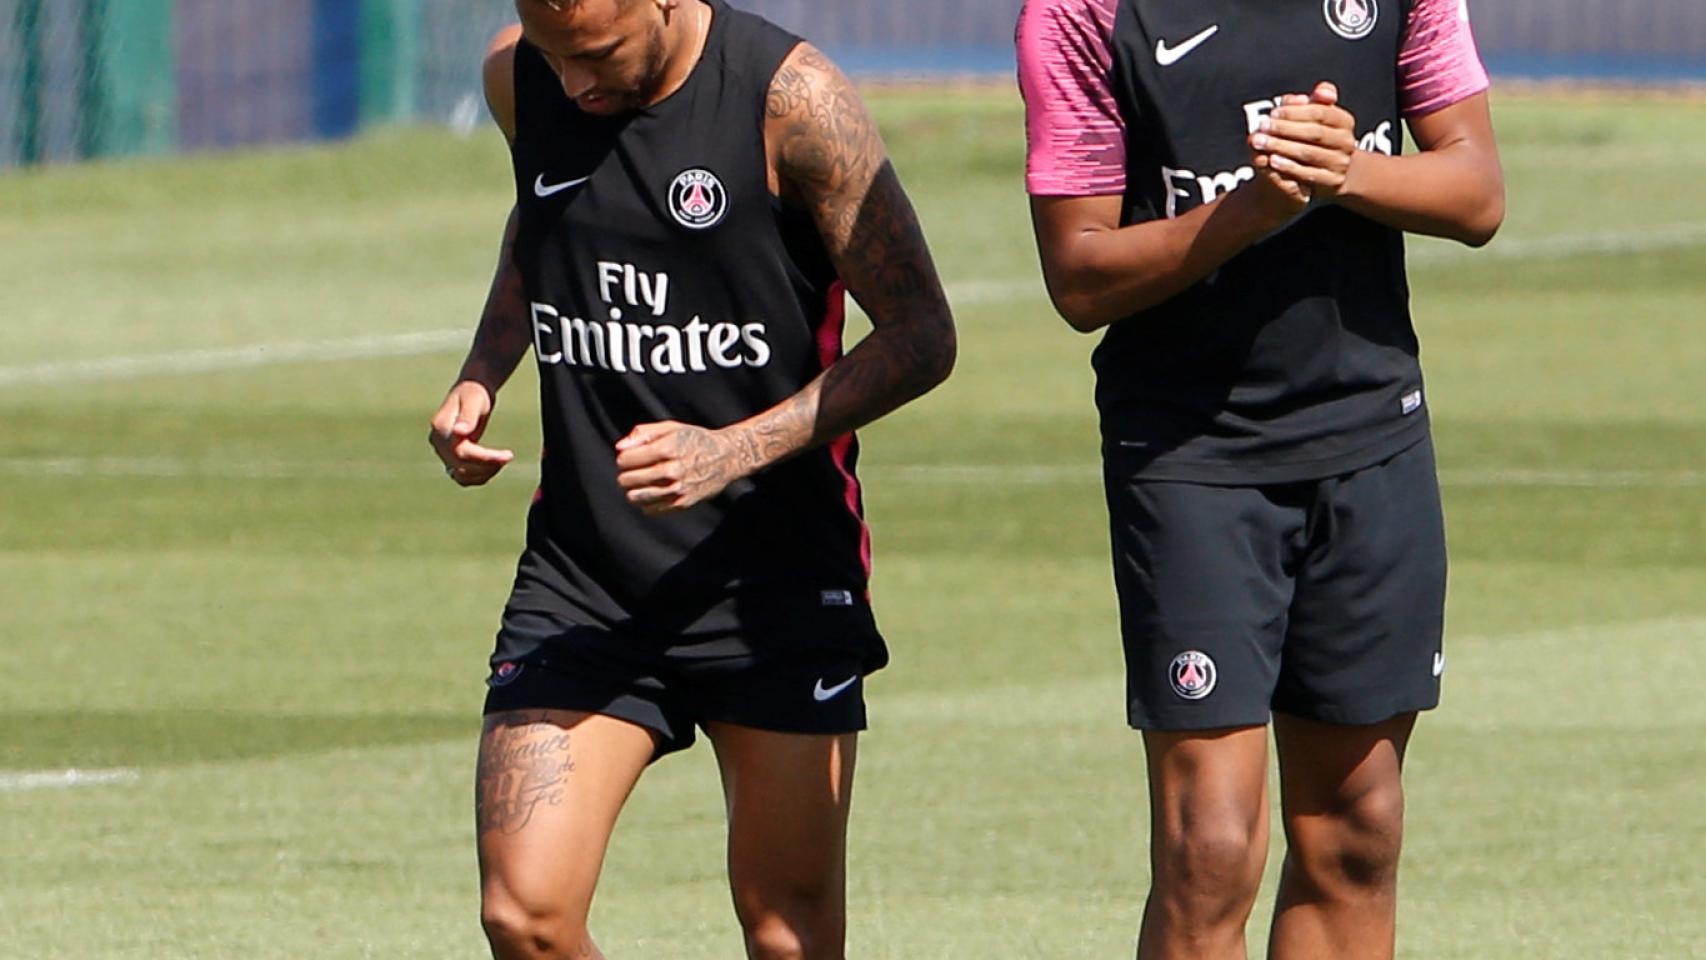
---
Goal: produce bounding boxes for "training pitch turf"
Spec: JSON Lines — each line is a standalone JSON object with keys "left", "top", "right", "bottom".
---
{"left": 2, "top": 87, "right": 1704, "bottom": 958}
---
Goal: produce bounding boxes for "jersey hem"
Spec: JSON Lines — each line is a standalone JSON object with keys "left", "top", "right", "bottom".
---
{"left": 1104, "top": 416, "right": 1431, "bottom": 486}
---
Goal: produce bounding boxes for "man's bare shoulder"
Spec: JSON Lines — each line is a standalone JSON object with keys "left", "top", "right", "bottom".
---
{"left": 484, "top": 25, "right": 524, "bottom": 142}
{"left": 762, "top": 42, "right": 883, "bottom": 199}
{"left": 764, "top": 41, "right": 856, "bottom": 121}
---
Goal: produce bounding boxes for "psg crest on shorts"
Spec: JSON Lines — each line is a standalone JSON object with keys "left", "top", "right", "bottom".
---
{"left": 1169, "top": 650, "right": 1218, "bottom": 700}
{"left": 488, "top": 661, "right": 524, "bottom": 688}
{"left": 668, "top": 167, "right": 728, "bottom": 229}
{"left": 1324, "top": 0, "right": 1377, "bottom": 39}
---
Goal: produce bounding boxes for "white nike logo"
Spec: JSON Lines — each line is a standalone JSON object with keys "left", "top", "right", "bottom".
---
{"left": 813, "top": 675, "right": 858, "bottom": 702}
{"left": 533, "top": 173, "right": 591, "bottom": 198}
{"left": 1154, "top": 24, "right": 1219, "bottom": 66}
{"left": 1432, "top": 652, "right": 1446, "bottom": 677}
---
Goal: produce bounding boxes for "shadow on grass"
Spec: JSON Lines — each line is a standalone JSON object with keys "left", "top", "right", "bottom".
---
{"left": 0, "top": 709, "right": 477, "bottom": 770}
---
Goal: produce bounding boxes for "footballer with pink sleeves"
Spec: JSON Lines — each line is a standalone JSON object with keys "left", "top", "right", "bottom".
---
{"left": 1016, "top": 0, "right": 1503, "bottom": 957}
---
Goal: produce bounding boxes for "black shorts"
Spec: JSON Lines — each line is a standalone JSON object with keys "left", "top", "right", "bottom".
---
{"left": 1105, "top": 435, "right": 1446, "bottom": 730}
{"left": 481, "top": 610, "right": 882, "bottom": 759}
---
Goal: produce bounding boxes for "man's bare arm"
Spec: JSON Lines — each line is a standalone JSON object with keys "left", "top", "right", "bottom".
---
{"left": 1335, "top": 94, "right": 1504, "bottom": 245}
{"left": 429, "top": 28, "right": 529, "bottom": 487}
{"left": 614, "top": 44, "right": 956, "bottom": 513}
{"left": 454, "top": 207, "right": 532, "bottom": 397}
{"left": 1030, "top": 177, "right": 1306, "bottom": 334}
{"left": 457, "top": 26, "right": 531, "bottom": 395}
{"left": 754, "top": 43, "right": 956, "bottom": 455}
{"left": 1251, "top": 85, "right": 1504, "bottom": 246}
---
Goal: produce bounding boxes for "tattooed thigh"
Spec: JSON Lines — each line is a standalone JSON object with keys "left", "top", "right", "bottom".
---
{"left": 476, "top": 712, "right": 577, "bottom": 835}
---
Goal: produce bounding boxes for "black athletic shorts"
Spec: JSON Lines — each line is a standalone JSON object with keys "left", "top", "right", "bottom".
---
{"left": 481, "top": 610, "right": 881, "bottom": 759}
{"left": 1104, "top": 435, "right": 1446, "bottom": 730}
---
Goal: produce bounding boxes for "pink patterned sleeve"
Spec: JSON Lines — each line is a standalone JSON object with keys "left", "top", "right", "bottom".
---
{"left": 1398, "top": 0, "right": 1490, "bottom": 117}
{"left": 1016, "top": 0, "right": 1125, "bottom": 196}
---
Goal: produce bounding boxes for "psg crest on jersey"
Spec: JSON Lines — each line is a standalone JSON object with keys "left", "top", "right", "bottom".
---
{"left": 1324, "top": 0, "right": 1377, "bottom": 39}
{"left": 1168, "top": 650, "right": 1218, "bottom": 700}
{"left": 668, "top": 167, "right": 729, "bottom": 229}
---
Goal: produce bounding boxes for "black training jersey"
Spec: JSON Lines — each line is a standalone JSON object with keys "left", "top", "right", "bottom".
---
{"left": 1101, "top": 0, "right": 1429, "bottom": 483}
{"left": 498, "top": 0, "right": 876, "bottom": 652}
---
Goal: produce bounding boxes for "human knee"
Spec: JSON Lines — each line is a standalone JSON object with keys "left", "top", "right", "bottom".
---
{"left": 734, "top": 884, "right": 844, "bottom": 960}
{"left": 481, "top": 889, "right": 591, "bottom": 960}
{"left": 1293, "top": 779, "right": 1406, "bottom": 890}
{"left": 1152, "top": 814, "right": 1266, "bottom": 904}
{"left": 741, "top": 915, "right": 808, "bottom": 960}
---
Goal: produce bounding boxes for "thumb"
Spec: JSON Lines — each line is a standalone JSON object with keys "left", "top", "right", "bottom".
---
{"left": 1312, "top": 81, "right": 1339, "bottom": 105}
{"left": 432, "top": 392, "right": 464, "bottom": 440}
{"left": 452, "top": 383, "right": 492, "bottom": 437}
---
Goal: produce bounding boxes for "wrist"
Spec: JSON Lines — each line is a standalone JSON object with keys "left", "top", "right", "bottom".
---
{"left": 455, "top": 367, "right": 502, "bottom": 400}
{"left": 713, "top": 423, "right": 763, "bottom": 478}
{"left": 1335, "top": 147, "right": 1377, "bottom": 206}
{"left": 1224, "top": 183, "right": 1296, "bottom": 241}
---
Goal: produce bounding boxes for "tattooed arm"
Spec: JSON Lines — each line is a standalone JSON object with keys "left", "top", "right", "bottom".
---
{"left": 430, "top": 28, "right": 531, "bottom": 487}
{"left": 615, "top": 43, "right": 956, "bottom": 515}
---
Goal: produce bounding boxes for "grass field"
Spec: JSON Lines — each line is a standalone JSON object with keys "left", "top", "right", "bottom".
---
{"left": 3, "top": 86, "right": 1705, "bottom": 958}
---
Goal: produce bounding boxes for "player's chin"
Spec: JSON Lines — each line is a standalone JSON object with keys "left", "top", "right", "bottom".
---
{"left": 576, "top": 91, "right": 632, "bottom": 115}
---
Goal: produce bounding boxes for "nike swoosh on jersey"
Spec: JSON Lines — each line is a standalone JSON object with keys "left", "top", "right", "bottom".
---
{"left": 1154, "top": 25, "right": 1220, "bottom": 66}
{"left": 812, "top": 675, "right": 859, "bottom": 702}
{"left": 534, "top": 173, "right": 591, "bottom": 198}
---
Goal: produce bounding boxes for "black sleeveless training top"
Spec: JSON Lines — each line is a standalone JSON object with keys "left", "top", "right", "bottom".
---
{"left": 1100, "top": 0, "right": 1429, "bottom": 484}
{"left": 497, "top": 0, "right": 878, "bottom": 654}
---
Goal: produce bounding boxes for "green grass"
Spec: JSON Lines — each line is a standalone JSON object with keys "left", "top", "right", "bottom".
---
{"left": 3, "top": 87, "right": 1705, "bottom": 958}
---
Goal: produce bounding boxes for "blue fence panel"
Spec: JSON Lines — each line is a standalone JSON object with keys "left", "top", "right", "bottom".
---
{"left": 312, "top": 0, "right": 362, "bottom": 139}
{"left": 1472, "top": 0, "right": 1706, "bottom": 82}
{"left": 177, "top": 0, "right": 315, "bottom": 150}
{"left": 8, "top": 0, "right": 1706, "bottom": 171}
{"left": 741, "top": 0, "right": 1022, "bottom": 75}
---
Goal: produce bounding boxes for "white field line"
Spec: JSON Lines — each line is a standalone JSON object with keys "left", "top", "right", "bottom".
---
{"left": 1409, "top": 220, "right": 1706, "bottom": 264}
{"left": 0, "top": 768, "right": 141, "bottom": 793}
{"left": 877, "top": 465, "right": 1706, "bottom": 489}
{"left": 3, "top": 222, "right": 1703, "bottom": 389}
{"left": 0, "top": 330, "right": 469, "bottom": 388}
{"left": 0, "top": 280, "right": 1032, "bottom": 388}
{"left": 3, "top": 455, "right": 1703, "bottom": 489}
{"left": 0, "top": 456, "right": 416, "bottom": 480}
{"left": 1442, "top": 467, "right": 1706, "bottom": 489}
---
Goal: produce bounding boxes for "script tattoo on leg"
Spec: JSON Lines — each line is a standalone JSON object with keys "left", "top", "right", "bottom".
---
{"left": 476, "top": 712, "right": 575, "bottom": 835}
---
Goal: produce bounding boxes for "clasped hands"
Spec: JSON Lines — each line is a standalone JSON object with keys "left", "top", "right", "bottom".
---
{"left": 1247, "top": 81, "right": 1361, "bottom": 220}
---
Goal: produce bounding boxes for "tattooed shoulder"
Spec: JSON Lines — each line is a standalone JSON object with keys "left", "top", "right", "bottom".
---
{"left": 764, "top": 44, "right": 883, "bottom": 227}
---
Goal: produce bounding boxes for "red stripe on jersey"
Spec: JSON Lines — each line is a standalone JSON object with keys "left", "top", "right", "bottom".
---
{"left": 533, "top": 445, "right": 546, "bottom": 504}
{"left": 816, "top": 281, "right": 873, "bottom": 580}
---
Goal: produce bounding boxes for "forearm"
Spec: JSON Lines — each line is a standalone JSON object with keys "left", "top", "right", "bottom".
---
{"left": 1333, "top": 94, "right": 1504, "bottom": 246}
{"left": 1337, "top": 145, "right": 1504, "bottom": 246}
{"left": 456, "top": 209, "right": 533, "bottom": 395}
{"left": 732, "top": 44, "right": 955, "bottom": 474}
{"left": 1039, "top": 186, "right": 1286, "bottom": 332}
{"left": 721, "top": 310, "right": 953, "bottom": 474}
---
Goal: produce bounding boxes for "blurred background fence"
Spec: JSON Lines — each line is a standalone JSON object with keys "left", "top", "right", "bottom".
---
{"left": 4, "top": 0, "right": 1706, "bottom": 169}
